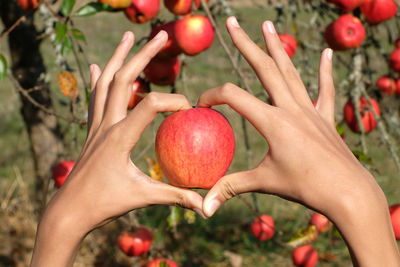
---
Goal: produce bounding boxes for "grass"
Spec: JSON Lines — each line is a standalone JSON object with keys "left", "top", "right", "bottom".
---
{"left": 0, "top": 1, "right": 399, "bottom": 266}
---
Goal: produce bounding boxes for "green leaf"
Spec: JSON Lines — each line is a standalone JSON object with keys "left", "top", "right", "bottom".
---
{"left": 54, "top": 22, "right": 67, "bottom": 44}
{"left": 336, "top": 124, "right": 345, "bottom": 136}
{"left": 71, "top": 28, "right": 86, "bottom": 43}
{"left": 167, "top": 206, "right": 181, "bottom": 228}
{"left": 0, "top": 54, "right": 7, "bottom": 80}
{"left": 352, "top": 150, "right": 372, "bottom": 164}
{"left": 74, "top": 2, "right": 112, "bottom": 17}
{"left": 61, "top": 0, "right": 76, "bottom": 17}
{"left": 61, "top": 36, "right": 73, "bottom": 56}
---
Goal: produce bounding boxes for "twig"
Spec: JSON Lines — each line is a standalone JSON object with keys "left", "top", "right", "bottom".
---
{"left": 69, "top": 33, "right": 90, "bottom": 98}
{"left": 200, "top": 0, "right": 253, "bottom": 94}
{"left": 0, "top": 16, "right": 26, "bottom": 42}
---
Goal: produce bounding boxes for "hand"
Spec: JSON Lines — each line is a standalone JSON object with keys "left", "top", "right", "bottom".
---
{"left": 31, "top": 31, "right": 203, "bottom": 267}
{"left": 198, "top": 17, "right": 400, "bottom": 266}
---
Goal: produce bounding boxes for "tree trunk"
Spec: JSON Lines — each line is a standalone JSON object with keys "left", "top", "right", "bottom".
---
{"left": 0, "top": 0, "right": 64, "bottom": 211}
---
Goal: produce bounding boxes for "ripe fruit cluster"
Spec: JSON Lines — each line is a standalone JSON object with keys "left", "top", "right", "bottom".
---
{"left": 375, "top": 39, "right": 400, "bottom": 97}
{"left": 324, "top": 0, "right": 398, "bottom": 51}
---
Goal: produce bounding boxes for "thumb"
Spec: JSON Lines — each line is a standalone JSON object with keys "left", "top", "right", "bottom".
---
{"left": 203, "top": 168, "right": 266, "bottom": 218}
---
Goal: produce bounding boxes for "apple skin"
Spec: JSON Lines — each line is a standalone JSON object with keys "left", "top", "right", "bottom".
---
{"left": 164, "top": 0, "right": 208, "bottom": 15}
{"left": 155, "top": 108, "right": 235, "bottom": 189}
{"left": 17, "top": 0, "right": 38, "bottom": 11}
{"left": 278, "top": 34, "right": 297, "bottom": 59}
{"left": 376, "top": 76, "right": 397, "bottom": 95}
{"left": 389, "top": 204, "right": 400, "bottom": 240}
{"left": 147, "top": 258, "right": 178, "bottom": 267}
{"left": 251, "top": 215, "right": 275, "bottom": 241}
{"left": 292, "top": 245, "right": 318, "bottom": 267}
{"left": 174, "top": 15, "right": 215, "bottom": 56}
{"left": 52, "top": 161, "right": 75, "bottom": 188}
{"left": 149, "top": 21, "right": 182, "bottom": 58}
{"left": 144, "top": 57, "right": 181, "bottom": 86}
{"left": 343, "top": 97, "right": 380, "bottom": 133}
{"left": 117, "top": 227, "right": 152, "bottom": 257}
{"left": 361, "top": 0, "right": 398, "bottom": 24}
{"left": 396, "top": 79, "right": 400, "bottom": 96}
{"left": 125, "top": 0, "right": 160, "bottom": 24}
{"left": 98, "top": 0, "right": 131, "bottom": 9}
{"left": 128, "top": 78, "right": 149, "bottom": 110}
{"left": 326, "top": 0, "right": 365, "bottom": 12}
{"left": 325, "top": 14, "right": 366, "bottom": 51}
{"left": 390, "top": 49, "right": 400, "bottom": 73}
{"left": 310, "top": 213, "right": 331, "bottom": 233}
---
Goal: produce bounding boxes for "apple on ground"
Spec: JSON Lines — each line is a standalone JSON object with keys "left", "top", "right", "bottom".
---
{"left": 310, "top": 213, "right": 332, "bottom": 233}
{"left": 98, "top": 0, "right": 131, "bottom": 9}
{"left": 164, "top": 0, "right": 208, "bottom": 16}
{"left": 292, "top": 245, "right": 318, "bottom": 267}
{"left": 278, "top": 34, "right": 297, "bottom": 58}
{"left": 52, "top": 161, "right": 75, "bottom": 188}
{"left": 125, "top": 0, "right": 160, "bottom": 24}
{"left": 155, "top": 108, "right": 235, "bottom": 189}
{"left": 17, "top": 0, "right": 38, "bottom": 11}
{"left": 390, "top": 49, "right": 400, "bottom": 73}
{"left": 343, "top": 97, "right": 380, "bottom": 133}
{"left": 128, "top": 78, "right": 149, "bottom": 110}
{"left": 149, "top": 21, "right": 182, "bottom": 58}
{"left": 147, "top": 258, "right": 178, "bottom": 267}
{"left": 118, "top": 226, "right": 152, "bottom": 257}
{"left": 389, "top": 204, "right": 400, "bottom": 240}
{"left": 251, "top": 215, "right": 275, "bottom": 241}
{"left": 325, "top": 14, "right": 366, "bottom": 51}
{"left": 325, "top": 0, "right": 365, "bottom": 12}
{"left": 376, "top": 76, "right": 397, "bottom": 95}
{"left": 174, "top": 15, "right": 215, "bottom": 56}
{"left": 143, "top": 57, "right": 181, "bottom": 86}
{"left": 361, "top": 0, "right": 398, "bottom": 24}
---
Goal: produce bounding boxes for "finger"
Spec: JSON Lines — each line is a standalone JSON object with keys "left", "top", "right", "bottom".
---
{"left": 91, "top": 32, "right": 135, "bottom": 130}
{"left": 102, "top": 31, "right": 168, "bottom": 127}
{"left": 316, "top": 48, "right": 335, "bottom": 126}
{"left": 261, "top": 21, "right": 311, "bottom": 107}
{"left": 202, "top": 167, "right": 277, "bottom": 218}
{"left": 88, "top": 64, "right": 102, "bottom": 132}
{"left": 225, "top": 17, "right": 295, "bottom": 109}
{"left": 197, "top": 83, "right": 275, "bottom": 138}
{"left": 146, "top": 181, "right": 204, "bottom": 217}
{"left": 117, "top": 92, "right": 191, "bottom": 150}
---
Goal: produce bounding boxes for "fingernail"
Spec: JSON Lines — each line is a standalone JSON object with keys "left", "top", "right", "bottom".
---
{"left": 193, "top": 208, "right": 207, "bottom": 219}
{"left": 230, "top": 16, "right": 240, "bottom": 28}
{"left": 89, "top": 64, "right": 95, "bottom": 73}
{"left": 265, "top": 21, "right": 276, "bottom": 34}
{"left": 326, "top": 48, "right": 333, "bottom": 60}
{"left": 121, "top": 32, "right": 130, "bottom": 43}
{"left": 153, "top": 30, "right": 166, "bottom": 40}
{"left": 206, "top": 199, "right": 221, "bottom": 216}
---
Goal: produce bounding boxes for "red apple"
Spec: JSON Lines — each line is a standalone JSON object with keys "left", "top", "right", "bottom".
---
{"left": 361, "top": 0, "right": 398, "bottom": 24}
{"left": 164, "top": 0, "right": 208, "bottom": 15}
{"left": 325, "top": 14, "right": 366, "bottom": 51}
{"left": 98, "top": 0, "right": 131, "bottom": 9}
{"left": 278, "top": 34, "right": 297, "bottom": 58}
{"left": 292, "top": 245, "right": 318, "bottom": 267}
{"left": 389, "top": 204, "right": 400, "bottom": 240}
{"left": 376, "top": 76, "right": 397, "bottom": 95}
{"left": 128, "top": 78, "right": 149, "bottom": 110}
{"left": 52, "top": 161, "right": 75, "bottom": 188}
{"left": 144, "top": 57, "right": 181, "bottom": 86}
{"left": 155, "top": 108, "right": 235, "bottom": 189}
{"left": 390, "top": 49, "right": 400, "bottom": 73}
{"left": 325, "top": 0, "right": 365, "bottom": 12}
{"left": 251, "top": 215, "right": 275, "bottom": 241}
{"left": 147, "top": 258, "right": 178, "bottom": 267}
{"left": 396, "top": 79, "right": 400, "bottom": 96}
{"left": 149, "top": 21, "right": 182, "bottom": 58}
{"left": 118, "top": 227, "right": 153, "bottom": 257}
{"left": 344, "top": 97, "right": 380, "bottom": 133}
{"left": 17, "top": 0, "right": 38, "bottom": 11}
{"left": 310, "top": 213, "right": 332, "bottom": 233}
{"left": 125, "top": 0, "right": 160, "bottom": 24}
{"left": 175, "top": 15, "right": 215, "bottom": 56}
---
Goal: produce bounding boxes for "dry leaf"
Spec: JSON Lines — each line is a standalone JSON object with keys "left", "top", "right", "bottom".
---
{"left": 287, "top": 225, "right": 319, "bottom": 248}
{"left": 145, "top": 157, "right": 163, "bottom": 182}
{"left": 57, "top": 71, "right": 78, "bottom": 100}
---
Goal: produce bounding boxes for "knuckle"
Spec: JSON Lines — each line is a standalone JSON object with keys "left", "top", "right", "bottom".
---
{"left": 174, "top": 192, "right": 187, "bottom": 207}
{"left": 112, "top": 70, "right": 125, "bottom": 83}
{"left": 219, "top": 82, "right": 237, "bottom": 98}
{"left": 219, "top": 179, "right": 237, "bottom": 200}
{"left": 143, "top": 92, "right": 161, "bottom": 109}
